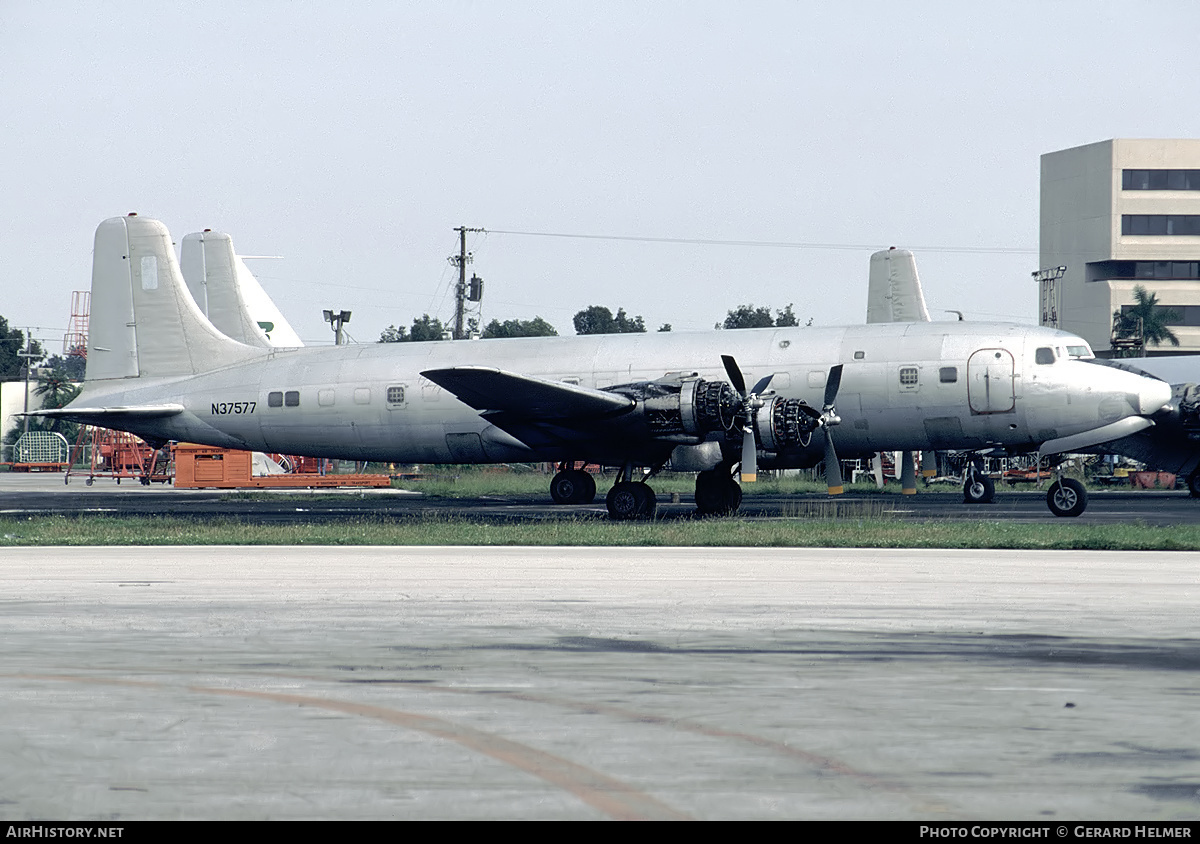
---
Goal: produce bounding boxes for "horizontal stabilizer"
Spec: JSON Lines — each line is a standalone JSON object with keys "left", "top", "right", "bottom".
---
{"left": 28, "top": 404, "right": 185, "bottom": 425}
{"left": 422, "top": 367, "right": 634, "bottom": 419}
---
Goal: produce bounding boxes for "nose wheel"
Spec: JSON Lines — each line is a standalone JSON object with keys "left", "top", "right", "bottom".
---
{"left": 962, "top": 460, "right": 995, "bottom": 504}
{"left": 1046, "top": 477, "right": 1087, "bottom": 517}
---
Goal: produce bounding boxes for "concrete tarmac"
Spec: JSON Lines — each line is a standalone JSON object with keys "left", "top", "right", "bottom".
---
{"left": 2, "top": 545, "right": 1199, "bottom": 820}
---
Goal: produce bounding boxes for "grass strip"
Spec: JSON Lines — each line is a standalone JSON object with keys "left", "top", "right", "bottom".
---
{"left": 2, "top": 514, "right": 1197, "bottom": 550}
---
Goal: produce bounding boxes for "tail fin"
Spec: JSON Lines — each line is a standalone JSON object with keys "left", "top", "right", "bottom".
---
{"left": 180, "top": 230, "right": 305, "bottom": 348}
{"left": 866, "top": 248, "right": 932, "bottom": 324}
{"left": 86, "top": 215, "right": 264, "bottom": 382}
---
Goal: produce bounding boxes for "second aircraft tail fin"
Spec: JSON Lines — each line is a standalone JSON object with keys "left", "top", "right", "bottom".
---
{"left": 86, "top": 215, "right": 265, "bottom": 382}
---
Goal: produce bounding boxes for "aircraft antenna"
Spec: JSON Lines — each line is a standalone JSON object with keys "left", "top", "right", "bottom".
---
{"left": 450, "top": 226, "right": 486, "bottom": 339}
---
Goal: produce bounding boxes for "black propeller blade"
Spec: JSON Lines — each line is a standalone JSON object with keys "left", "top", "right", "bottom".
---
{"left": 820, "top": 364, "right": 844, "bottom": 495}
{"left": 720, "top": 355, "right": 773, "bottom": 483}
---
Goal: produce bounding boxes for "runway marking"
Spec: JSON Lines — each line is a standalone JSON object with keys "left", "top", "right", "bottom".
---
{"left": 277, "top": 670, "right": 956, "bottom": 816}
{"left": 12, "top": 673, "right": 690, "bottom": 821}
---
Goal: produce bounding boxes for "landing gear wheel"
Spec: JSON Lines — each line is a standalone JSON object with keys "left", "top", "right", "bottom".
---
{"left": 695, "top": 470, "right": 743, "bottom": 516}
{"left": 606, "top": 481, "right": 656, "bottom": 521}
{"left": 1188, "top": 470, "right": 1200, "bottom": 498}
{"left": 963, "top": 473, "right": 995, "bottom": 504}
{"left": 550, "top": 469, "right": 596, "bottom": 504}
{"left": 1046, "top": 477, "right": 1087, "bottom": 518}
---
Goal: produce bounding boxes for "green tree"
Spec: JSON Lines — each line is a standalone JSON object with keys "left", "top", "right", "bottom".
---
{"left": 722, "top": 303, "right": 803, "bottom": 330}
{"left": 378, "top": 324, "right": 408, "bottom": 343}
{"left": 481, "top": 317, "right": 558, "bottom": 339}
{"left": 378, "top": 315, "right": 449, "bottom": 343}
{"left": 0, "top": 316, "right": 43, "bottom": 380}
{"left": 723, "top": 304, "right": 775, "bottom": 329}
{"left": 1112, "top": 285, "right": 1181, "bottom": 356}
{"left": 409, "top": 314, "right": 447, "bottom": 342}
{"left": 43, "top": 350, "right": 87, "bottom": 382}
{"left": 573, "top": 305, "right": 647, "bottom": 335}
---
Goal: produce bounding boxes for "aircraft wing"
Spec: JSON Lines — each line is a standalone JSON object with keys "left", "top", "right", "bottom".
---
{"left": 421, "top": 367, "right": 634, "bottom": 419}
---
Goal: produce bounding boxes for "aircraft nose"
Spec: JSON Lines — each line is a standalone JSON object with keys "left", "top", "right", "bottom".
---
{"left": 1135, "top": 377, "right": 1172, "bottom": 416}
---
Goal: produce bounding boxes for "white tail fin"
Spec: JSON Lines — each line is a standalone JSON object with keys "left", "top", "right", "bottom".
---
{"left": 86, "top": 215, "right": 264, "bottom": 382}
{"left": 866, "top": 248, "right": 932, "bottom": 324}
{"left": 180, "top": 230, "right": 305, "bottom": 348}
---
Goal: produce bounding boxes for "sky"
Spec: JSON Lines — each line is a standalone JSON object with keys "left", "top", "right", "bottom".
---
{"left": 4, "top": 0, "right": 1200, "bottom": 352}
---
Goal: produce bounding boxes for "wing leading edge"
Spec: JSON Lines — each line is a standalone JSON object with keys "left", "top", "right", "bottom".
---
{"left": 421, "top": 367, "right": 634, "bottom": 419}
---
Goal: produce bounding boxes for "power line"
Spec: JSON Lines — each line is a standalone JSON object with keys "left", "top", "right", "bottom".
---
{"left": 485, "top": 229, "right": 1037, "bottom": 255}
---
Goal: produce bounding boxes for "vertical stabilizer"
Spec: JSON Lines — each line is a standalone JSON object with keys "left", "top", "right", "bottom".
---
{"left": 181, "top": 231, "right": 304, "bottom": 348}
{"left": 85, "top": 215, "right": 264, "bottom": 382}
{"left": 866, "top": 248, "right": 932, "bottom": 323}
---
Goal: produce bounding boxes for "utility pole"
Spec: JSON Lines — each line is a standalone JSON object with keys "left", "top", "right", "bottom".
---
{"left": 449, "top": 227, "right": 485, "bottom": 340}
{"left": 18, "top": 328, "right": 38, "bottom": 437}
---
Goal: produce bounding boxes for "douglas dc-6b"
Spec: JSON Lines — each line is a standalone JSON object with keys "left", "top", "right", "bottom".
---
{"left": 36, "top": 215, "right": 1172, "bottom": 519}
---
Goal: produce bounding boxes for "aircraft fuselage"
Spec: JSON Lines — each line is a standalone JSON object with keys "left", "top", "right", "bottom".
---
{"left": 72, "top": 321, "right": 1160, "bottom": 469}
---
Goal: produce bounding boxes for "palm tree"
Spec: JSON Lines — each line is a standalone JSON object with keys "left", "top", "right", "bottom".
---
{"left": 1112, "top": 284, "right": 1181, "bottom": 356}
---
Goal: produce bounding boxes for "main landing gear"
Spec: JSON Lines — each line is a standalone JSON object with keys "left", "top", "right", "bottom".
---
{"left": 1187, "top": 469, "right": 1200, "bottom": 499}
{"left": 694, "top": 466, "right": 742, "bottom": 516}
{"left": 605, "top": 462, "right": 659, "bottom": 521}
{"left": 549, "top": 463, "right": 596, "bottom": 504}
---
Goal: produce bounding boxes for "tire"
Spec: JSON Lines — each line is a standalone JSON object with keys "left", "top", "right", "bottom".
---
{"left": 1188, "top": 471, "right": 1200, "bottom": 498}
{"left": 695, "top": 471, "right": 742, "bottom": 516}
{"left": 1046, "top": 478, "right": 1087, "bottom": 518}
{"left": 577, "top": 471, "right": 597, "bottom": 504}
{"left": 607, "top": 481, "right": 656, "bottom": 520}
{"left": 550, "top": 471, "right": 580, "bottom": 504}
{"left": 963, "top": 474, "right": 995, "bottom": 504}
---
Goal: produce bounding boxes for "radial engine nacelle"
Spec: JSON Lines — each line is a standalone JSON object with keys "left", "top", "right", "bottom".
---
{"left": 603, "top": 377, "right": 822, "bottom": 451}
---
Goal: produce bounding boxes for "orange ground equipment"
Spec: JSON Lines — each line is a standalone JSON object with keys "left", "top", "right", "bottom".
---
{"left": 65, "top": 426, "right": 171, "bottom": 485}
{"left": 172, "top": 444, "right": 391, "bottom": 489}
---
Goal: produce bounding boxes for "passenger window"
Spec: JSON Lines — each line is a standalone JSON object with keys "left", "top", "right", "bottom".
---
{"left": 939, "top": 367, "right": 957, "bottom": 383}
{"left": 853, "top": 350, "right": 865, "bottom": 360}
{"left": 267, "top": 391, "right": 283, "bottom": 408}
{"left": 284, "top": 390, "right": 300, "bottom": 407}
{"left": 1035, "top": 347, "right": 1056, "bottom": 365}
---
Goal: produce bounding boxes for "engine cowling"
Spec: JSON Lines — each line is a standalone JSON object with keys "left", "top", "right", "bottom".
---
{"left": 605, "top": 377, "right": 821, "bottom": 451}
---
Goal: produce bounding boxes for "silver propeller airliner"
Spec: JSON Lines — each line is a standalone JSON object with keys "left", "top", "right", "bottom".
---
{"left": 38, "top": 215, "right": 1172, "bottom": 519}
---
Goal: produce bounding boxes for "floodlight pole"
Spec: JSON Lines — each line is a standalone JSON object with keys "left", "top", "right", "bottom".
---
{"left": 323, "top": 309, "right": 351, "bottom": 345}
{"left": 1033, "top": 265, "right": 1067, "bottom": 329}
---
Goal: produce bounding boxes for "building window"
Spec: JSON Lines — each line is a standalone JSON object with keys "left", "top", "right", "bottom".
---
{"left": 1122, "top": 169, "right": 1200, "bottom": 191}
{"left": 1120, "top": 304, "right": 1200, "bottom": 327}
{"left": 1122, "top": 215, "right": 1200, "bottom": 236}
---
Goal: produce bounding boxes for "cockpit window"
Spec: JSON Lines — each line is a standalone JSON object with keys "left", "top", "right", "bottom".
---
{"left": 1065, "top": 344, "right": 1093, "bottom": 359}
{"left": 1035, "top": 347, "right": 1056, "bottom": 365}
